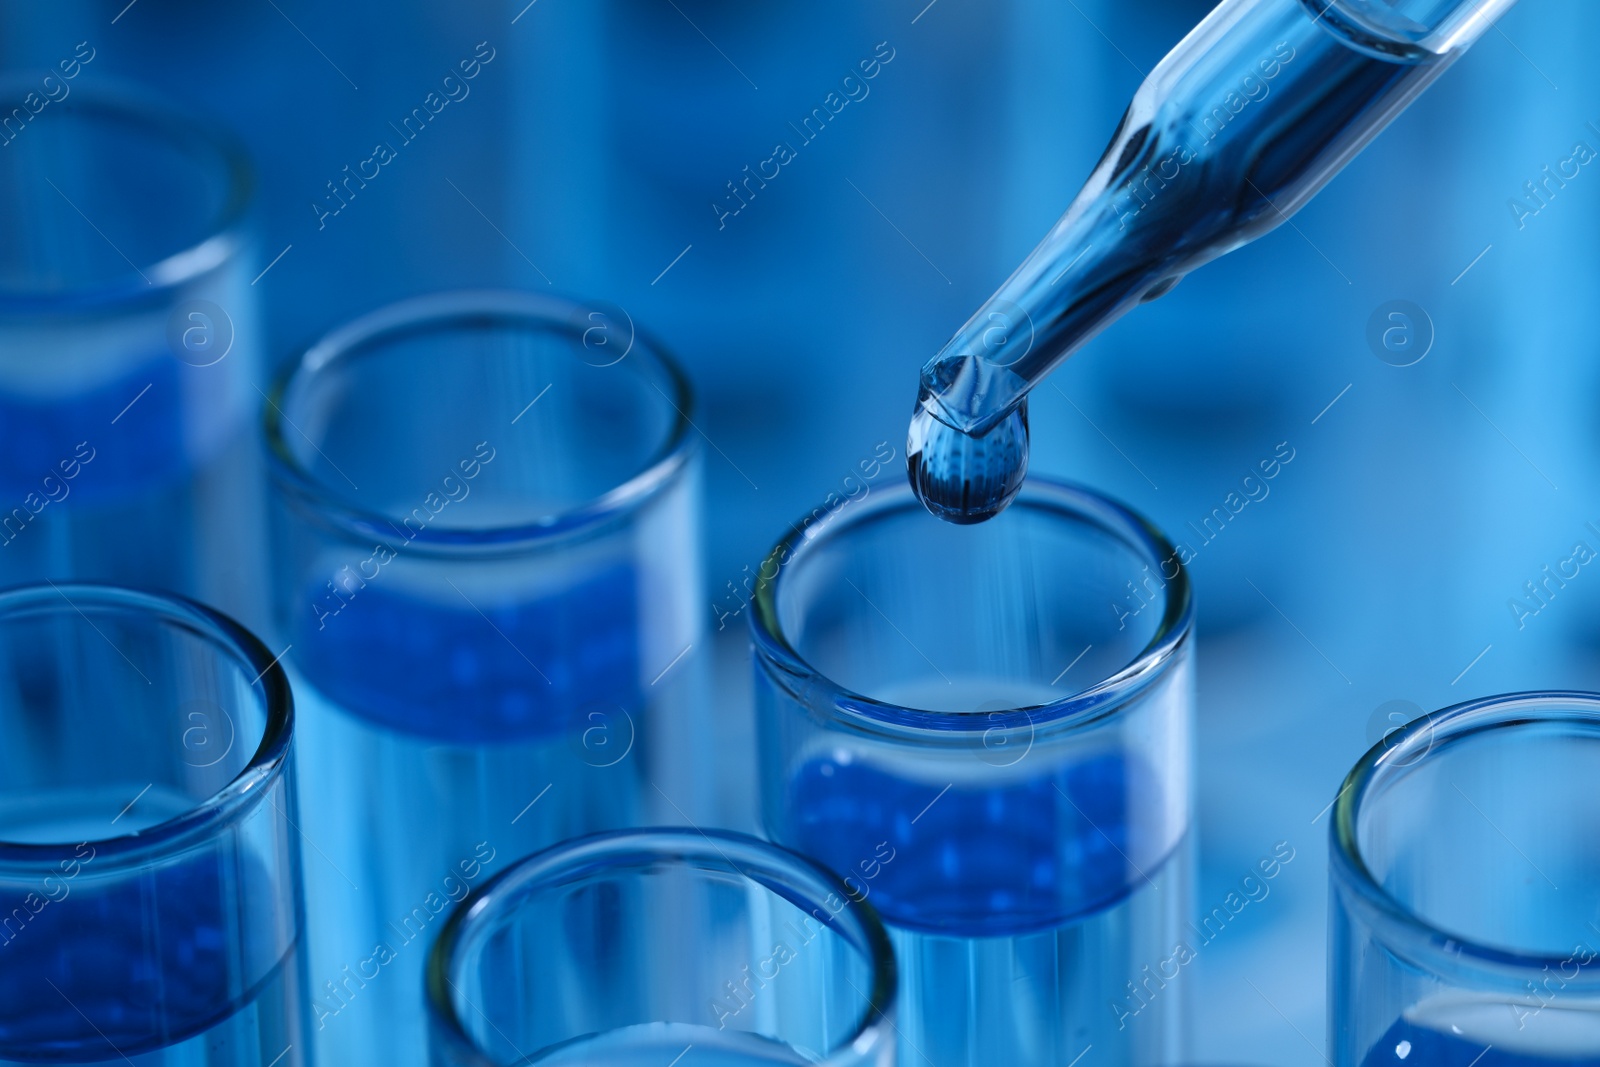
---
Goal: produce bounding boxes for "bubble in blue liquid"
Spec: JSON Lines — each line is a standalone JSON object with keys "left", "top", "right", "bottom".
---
{"left": 906, "top": 399, "right": 1029, "bottom": 525}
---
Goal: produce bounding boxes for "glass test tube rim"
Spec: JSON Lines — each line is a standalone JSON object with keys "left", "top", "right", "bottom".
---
{"left": 0, "top": 582, "right": 294, "bottom": 878}
{"left": 424, "top": 826, "right": 899, "bottom": 1067}
{"left": 263, "top": 288, "right": 697, "bottom": 555}
{"left": 1330, "top": 689, "right": 1600, "bottom": 989}
{"left": 749, "top": 477, "right": 1193, "bottom": 740}
{"left": 0, "top": 75, "right": 253, "bottom": 315}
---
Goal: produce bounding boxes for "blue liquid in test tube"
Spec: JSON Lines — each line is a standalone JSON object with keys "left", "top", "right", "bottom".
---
{"left": 0, "top": 584, "right": 310, "bottom": 1066}
{"left": 0, "top": 848, "right": 303, "bottom": 1064}
{"left": 753, "top": 480, "right": 1194, "bottom": 1066}
{"left": 266, "top": 292, "right": 707, "bottom": 1067}
{"left": 0, "top": 80, "right": 267, "bottom": 625}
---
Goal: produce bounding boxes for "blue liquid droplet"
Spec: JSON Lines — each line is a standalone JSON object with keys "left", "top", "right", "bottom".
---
{"left": 907, "top": 399, "right": 1029, "bottom": 524}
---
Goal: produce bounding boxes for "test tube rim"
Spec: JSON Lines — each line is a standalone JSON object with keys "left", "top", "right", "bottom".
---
{"left": 1330, "top": 689, "right": 1600, "bottom": 987}
{"left": 425, "top": 826, "right": 898, "bottom": 1067}
{"left": 749, "top": 477, "right": 1193, "bottom": 738}
{"left": 0, "top": 582, "right": 294, "bottom": 877}
{"left": 263, "top": 288, "right": 697, "bottom": 554}
{"left": 0, "top": 76, "right": 253, "bottom": 314}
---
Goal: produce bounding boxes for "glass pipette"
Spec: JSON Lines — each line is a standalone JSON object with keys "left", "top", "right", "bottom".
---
{"left": 908, "top": 0, "right": 1519, "bottom": 524}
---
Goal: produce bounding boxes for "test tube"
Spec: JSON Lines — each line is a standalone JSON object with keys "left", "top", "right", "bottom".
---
{"left": 0, "top": 77, "right": 265, "bottom": 625}
{"left": 426, "top": 828, "right": 897, "bottom": 1066}
{"left": 750, "top": 479, "right": 1193, "bottom": 1066}
{"left": 0, "top": 583, "right": 307, "bottom": 1066}
{"left": 265, "top": 290, "right": 706, "bottom": 1067}
{"left": 1329, "top": 692, "right": 1600, "bottom": 1066}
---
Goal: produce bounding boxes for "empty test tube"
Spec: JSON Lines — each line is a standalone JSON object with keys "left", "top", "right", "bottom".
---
{"left": 426, "top": 829, "right": 897, "bottom": 1066}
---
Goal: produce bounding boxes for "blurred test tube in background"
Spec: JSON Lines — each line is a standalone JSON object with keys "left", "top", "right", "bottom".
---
{"left": 265, "top": 290, "right": 707, "bottom": 1067}
{"left": 0, "top": 77, "right": 266, "bottom": 625}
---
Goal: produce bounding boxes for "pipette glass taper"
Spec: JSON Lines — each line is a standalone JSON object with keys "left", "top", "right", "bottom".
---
{"left": 908, "top": 0, "right": 1518, "bottom": 524}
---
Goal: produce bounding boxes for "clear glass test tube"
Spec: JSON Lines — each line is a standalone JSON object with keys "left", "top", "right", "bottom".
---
{"left": 0, "top": 77, "right": 266, "bottom": 625}
{"left": 1330, "top": 692, "right": 1600, "bottom": 1067}
{"left": 750, "top": 479, "right": 1194, "bottom": 1066}
{"left": 426, "top": 828, "right": 897, "bottom": 1067}
{"left": 0, "top": 583, "right": 308, "bottom": 1066}
{"left": 265, "top": 290, "right": 706, "bottom": 1067}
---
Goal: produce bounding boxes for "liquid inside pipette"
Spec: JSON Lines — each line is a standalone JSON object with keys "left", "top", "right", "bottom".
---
{"left": 908, "top": 0, "right": 1508, "bottom": 523}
